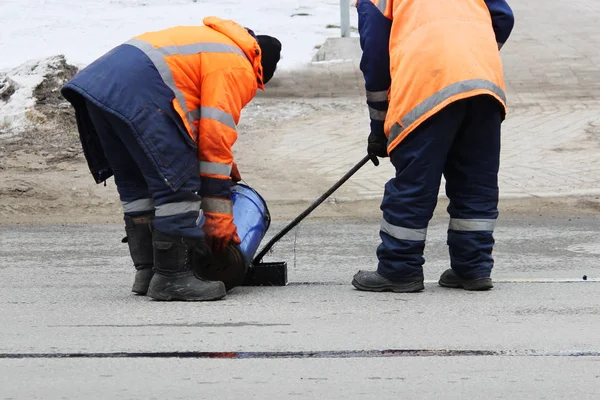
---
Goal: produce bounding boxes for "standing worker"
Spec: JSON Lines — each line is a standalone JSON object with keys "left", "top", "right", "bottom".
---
{"left": 351, "top": 0, "right": 514, "bottom": 292}
{"left": 61, "top": 17, "right": 281, "bottom": 301}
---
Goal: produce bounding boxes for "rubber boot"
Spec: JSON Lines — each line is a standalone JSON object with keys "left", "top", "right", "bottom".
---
{"left": 146, "top": 230, "right": 226, "bottom": 301}
{"left": 438, "top": 269, "right": 493, "bottom": 291}
{"left": 352, "top": 270, "right": 424, "bottom": 293}
{"left": 196, "top": 243, "right": 248, "bottom": 291}
{"left": 123, "top": 215, "right": 155, "bottom": 295}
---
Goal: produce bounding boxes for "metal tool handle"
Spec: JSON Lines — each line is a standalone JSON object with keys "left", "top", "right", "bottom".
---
{"left": 252, "top": 154, "right": 375, "bottom": 264}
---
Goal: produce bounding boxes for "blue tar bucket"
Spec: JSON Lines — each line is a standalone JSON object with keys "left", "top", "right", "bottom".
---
{"left": 232, "top": 184, "right": 271, "bottom": 266}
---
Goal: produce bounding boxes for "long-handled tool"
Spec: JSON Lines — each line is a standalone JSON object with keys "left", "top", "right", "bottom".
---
{"left": 251, "top": 154, "right": 375, "bottom": 267}
{"left": 199, "top": 154, "right": 376, "bottom": 288}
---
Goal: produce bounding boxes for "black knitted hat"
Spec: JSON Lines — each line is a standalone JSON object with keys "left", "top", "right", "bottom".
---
{"left": 256, "top": 35, "right": 282, "bottom": 85}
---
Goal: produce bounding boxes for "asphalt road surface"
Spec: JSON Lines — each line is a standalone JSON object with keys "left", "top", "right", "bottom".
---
{"left": 1, "top": 211, "right": 599, "bottom": 399}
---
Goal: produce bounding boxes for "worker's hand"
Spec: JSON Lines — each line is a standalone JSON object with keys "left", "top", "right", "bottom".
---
{"left": 202, "top": 213, "right": 241, "bottom": 254}
{"left": 231, "top": 162, "right": 241, "bottom": 184}
{"left": 367, "top": 131, "right": 388, "bottom": 166}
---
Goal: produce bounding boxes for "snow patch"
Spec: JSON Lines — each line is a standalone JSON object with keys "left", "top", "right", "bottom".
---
{"left": 0, "top": 0, "right": 359, "bottom": 71}
{"left": 0, "top": 56, "right": 76, "bottom": 138}
{"left": 0, "top": 0, "right": 360, "bottom": 138}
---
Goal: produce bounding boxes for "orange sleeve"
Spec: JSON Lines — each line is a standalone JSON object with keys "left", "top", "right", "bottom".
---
{"left": 198, "top": 67, "right": 256, "bottom": 212}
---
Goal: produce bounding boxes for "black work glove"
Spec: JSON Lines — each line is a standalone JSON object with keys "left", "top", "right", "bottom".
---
{"left": 367, "top": 131, "right": 388, "bottom": 166}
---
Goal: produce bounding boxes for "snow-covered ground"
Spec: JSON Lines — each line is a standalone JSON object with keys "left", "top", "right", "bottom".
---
{"left": 0, "top": 57, "right": 59, "bottom": 137}
{"left": 0, "top": 0, "right": 358, "bottom": 71}
{"left": 0, "top": 0, "right": 358, "bottom": 135}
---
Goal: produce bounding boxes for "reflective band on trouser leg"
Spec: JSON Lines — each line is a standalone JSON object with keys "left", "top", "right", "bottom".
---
{"left": 380, "top": 219, "right": 427, "bottom": 241}
{"left": 366, "top": 90, "right": 389, "bottom": 102}
{"left": 124, "top": 39, "right": 247, "bottom": 137}
{"left": 377, "top": 219, "right": 427, "bottom": 282}
{"left": 388, "top": 79, "right": 507, "bottom": 147}
{"left": 201, "top": 198, "right": 233, "bottom": 215}
{"left": 448, "top": 218, "right": 496, "bottom": 232}
{"left": 369, "top": 106, "right": 387, "bottom": 121}
{"left": 155, "top": 201, "right": 201, "bottom": 217}
{"left": 122, "top": 198, "right": 154, "bottom": 214}
{"left": 447, "top": 220, "right": 496, "bottom": 280}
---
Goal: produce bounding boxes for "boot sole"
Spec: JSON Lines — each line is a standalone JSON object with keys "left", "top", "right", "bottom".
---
{"left": 147, "top": 285, "right": 226, "bottom": 301}
{"left": 438, "top": 277, "right": 493, "bottom": 291}
{"left": 131, "top": 287, "right": 148, "bottom": 296}
{"left": 351, "top": 278, "right": 424, "bottom": 293}
{"left": 147, "top": 289, "right": 226, "bottom": 301}
{"left": 147, "top": 286, "right": 226, "bottom": 301}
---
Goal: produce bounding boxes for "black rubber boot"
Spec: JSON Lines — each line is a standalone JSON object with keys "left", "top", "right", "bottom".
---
{"left": 196, "top": 243, "right": 248, "bottom": 291}
{"left": 438, "top": 269, "right": 493, "bottom": 291}
{"left": 352, "top": 270, "right": 424, "bottom": 293}
{"left": 146, "top": 230, "right": 226, "bottom": 301}
{"left": 123, "top": 215, "right": 155, "bottom": 295}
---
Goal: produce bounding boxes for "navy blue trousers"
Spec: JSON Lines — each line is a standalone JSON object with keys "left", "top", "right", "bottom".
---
{"left": 85, "top": 100, "right": 205, "bottom": 239}
{"left": 378, "top": 95, "right": 503, "bottom": 281}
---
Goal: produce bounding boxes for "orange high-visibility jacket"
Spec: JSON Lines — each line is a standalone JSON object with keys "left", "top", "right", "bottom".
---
{"left": 62, "top": 17, "right": 265, "bottom": 237}
{"left": 359, "top": 0, "right": 508, "bottom": 153}
{"left": 127, "top": 17, "right": 264, "bottom": 225}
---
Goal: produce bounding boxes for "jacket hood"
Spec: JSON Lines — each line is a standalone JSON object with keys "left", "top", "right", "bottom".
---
{"left": 203, "top": 16, "right": 265, "bottom": 90}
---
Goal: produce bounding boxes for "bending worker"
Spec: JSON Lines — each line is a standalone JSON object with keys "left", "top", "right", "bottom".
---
{"left": 351, "top": 0, "right": 514, "bottom": 292}
{"left": 61, "top": 17, "right": 281, "bottom": 301}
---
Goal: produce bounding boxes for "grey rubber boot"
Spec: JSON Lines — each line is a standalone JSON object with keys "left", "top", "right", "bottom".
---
{"left": 123, "top": 215, "right": 155, "bottom": 295}
{"left": 146, "top": 230, "right": 226, "bottom": 301}
{"left": 352, "top": 270, "right": 424, "bottom": 293}
{"left": 438, "top": 269, "right": 493, "bottom": 291}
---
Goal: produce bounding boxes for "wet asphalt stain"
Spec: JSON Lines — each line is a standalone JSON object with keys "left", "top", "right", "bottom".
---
{"left": 1, "top": 349, "right": 599, "bottom": 359}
